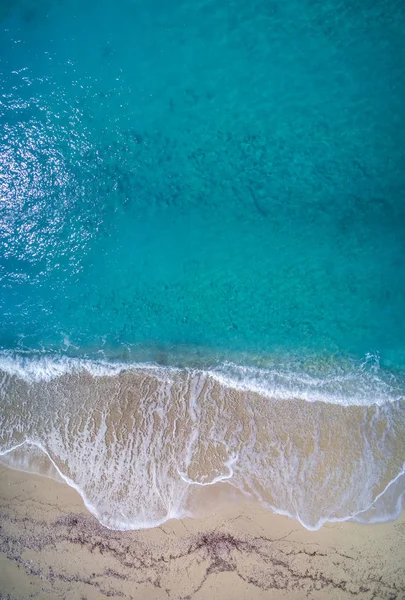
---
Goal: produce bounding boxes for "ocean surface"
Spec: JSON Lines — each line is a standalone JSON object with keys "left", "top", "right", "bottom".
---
{"left": 0, "top": 0, "right": 405, "bottom": 530}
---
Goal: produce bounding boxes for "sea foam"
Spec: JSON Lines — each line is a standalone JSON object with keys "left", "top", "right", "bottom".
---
{"left": 0, "top": 351, "right": 404, "bottom": 531}
{"left": 0, "top": 350, "right": 403, "bottom": 406}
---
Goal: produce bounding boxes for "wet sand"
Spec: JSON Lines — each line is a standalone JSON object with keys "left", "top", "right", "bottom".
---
{"left": 1, "top": 466, "right": 404, "bottom": 599}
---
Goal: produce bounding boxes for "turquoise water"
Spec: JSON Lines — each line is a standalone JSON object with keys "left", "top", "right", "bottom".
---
{"left": 1, "top": 0, "right": 405, "bottom": 365}
{"left": 1, "top": 0, "right": 405, "bottom": 530}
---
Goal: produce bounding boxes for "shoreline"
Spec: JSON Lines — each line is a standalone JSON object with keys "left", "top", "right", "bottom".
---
{"left": 1, "top": 349, "right": 403, "bottom": 406}
{"left": 1, "top": 465, "right": 405, "bottom": 599}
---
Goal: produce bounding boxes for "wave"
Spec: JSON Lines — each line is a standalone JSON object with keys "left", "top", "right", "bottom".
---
{"left": 2, "top": 438, "right": 404, "bottom": 532}
{"left": 0, "top": 440, "right": 183, "bottom": 530}
{"left": 1, "top": 350, "right": 405, "bottom": 531}
{"left": 0, "top": 349, "right": 403, "bottom": 406}
{"left": 0, "top": 352, "right": 154, "bottom": 382}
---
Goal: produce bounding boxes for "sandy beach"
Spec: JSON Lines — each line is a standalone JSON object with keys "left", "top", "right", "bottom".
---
{"left": 0, "top": 465, "right": 404, "bottom": 600}
{"left": 2, "top": 0, "right": 405, "bottom": 598}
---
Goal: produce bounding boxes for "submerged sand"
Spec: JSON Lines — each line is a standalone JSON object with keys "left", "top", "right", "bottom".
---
{"left": 0, "top": 465, "right": 404, "bottom": 599}
{"left": 2, "top": 365, "right": 405, "bottom": 531}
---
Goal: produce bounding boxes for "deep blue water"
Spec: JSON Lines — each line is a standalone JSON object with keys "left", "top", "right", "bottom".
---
{"left": 1, "top": 0, "right": 405, "bottom": 370}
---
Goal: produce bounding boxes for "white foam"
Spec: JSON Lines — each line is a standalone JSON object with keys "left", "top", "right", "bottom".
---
{"left": 210, "top": 358, "right": 404, "bottom": 406}
{"left": 178, "top": 452, "right": 239, "bottom": 486}
{"left": 2, "top": 440, "right": 404, "bottom": 532}
{"left": 0, "top": 351, "right": 178, "bottom": 383}
{"left": 0, "top": 440, "right": 186, "bottom": 530}
{"left": 1, "top": 350, "right": 404, "bottom": 531}
{"left": 0, "top": 350, "right": 403, "bottom": 406}
{"left": 0, "top": 353, "right": 122, "bottom": 382}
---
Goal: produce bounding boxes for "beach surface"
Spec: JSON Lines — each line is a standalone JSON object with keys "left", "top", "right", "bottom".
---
{"left": 1, "top": 465, "right": 404, "bottom": 600}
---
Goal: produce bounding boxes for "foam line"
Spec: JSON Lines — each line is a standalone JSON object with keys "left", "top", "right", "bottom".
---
{"left": 1, "top": 441, "right": 404, "bottom": 532}
{"left": 0, "top": 440, "right": 184, "bottom": 530}
{"left": 178, "top": 452, "right": 238, "bottom": 486}
{"left": 1, "top": 351, "right": 403, "bottom": 406}
{"left": 0, "top": 352, "right": 167, "bottom": 382}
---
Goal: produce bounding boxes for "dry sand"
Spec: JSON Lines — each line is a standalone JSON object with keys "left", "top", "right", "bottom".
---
{"left": 0, "top": 465, "right": 404, "bottom": 600}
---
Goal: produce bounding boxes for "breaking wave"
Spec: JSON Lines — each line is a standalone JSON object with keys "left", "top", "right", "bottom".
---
{"left": 0, "top": 351, "right": 404, "bottom": 531}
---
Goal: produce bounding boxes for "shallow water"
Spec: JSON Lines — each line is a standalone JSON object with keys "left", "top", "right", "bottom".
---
{"left": 1, "top": 355, "right": 405, "bottom": 530}
{"left": 0, "top": 0, "right": 405, "bottom": 529}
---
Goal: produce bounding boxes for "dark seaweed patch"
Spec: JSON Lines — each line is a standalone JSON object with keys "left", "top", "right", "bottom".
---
{"left": 0, "top": 505, "right": 404, "bottom": 599}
